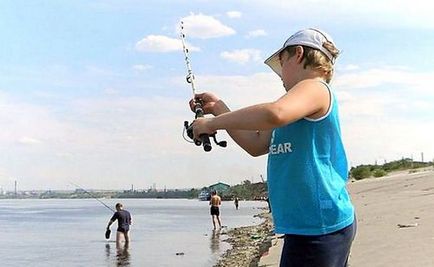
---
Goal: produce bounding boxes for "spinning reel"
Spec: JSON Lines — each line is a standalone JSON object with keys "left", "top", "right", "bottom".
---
{"left": 183, "top": 100, "right": 227, "bottom": 152}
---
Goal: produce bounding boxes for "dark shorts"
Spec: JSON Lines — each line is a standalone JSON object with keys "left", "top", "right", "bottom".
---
{"left": 117, "top": 226, "right": 129, "bottom": 233}
{"left": 280, "top": 220, "right": 357, "bottom": 267}
{"left": 210, "top": 206, "right": 220, "bottom": 216}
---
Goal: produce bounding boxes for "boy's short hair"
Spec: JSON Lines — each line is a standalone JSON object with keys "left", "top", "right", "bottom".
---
{"left": 283, "top": 45, "right": 338, "bottom": 83}
{"left": 115, "top": 203, "right": 123, "bottom": 209}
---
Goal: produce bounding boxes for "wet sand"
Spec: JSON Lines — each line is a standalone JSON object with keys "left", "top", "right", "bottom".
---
{"left": 214, "top": 210, "right": 274, "bottom": 267}
{"left": 255, "top": 167, "right": 434, "bottom": 266}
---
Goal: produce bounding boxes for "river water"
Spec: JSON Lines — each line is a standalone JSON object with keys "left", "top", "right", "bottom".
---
{"left": 0, "top": 198, "right": 266, "bottom": 266}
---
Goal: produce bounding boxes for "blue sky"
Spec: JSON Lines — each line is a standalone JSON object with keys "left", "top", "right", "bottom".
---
{"left": 1, "top": 0, "right": 433, "bottom": 190}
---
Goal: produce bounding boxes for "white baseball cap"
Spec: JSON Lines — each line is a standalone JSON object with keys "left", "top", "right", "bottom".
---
{"left": 264, "top": 28, "right": 337, "bottom": 77}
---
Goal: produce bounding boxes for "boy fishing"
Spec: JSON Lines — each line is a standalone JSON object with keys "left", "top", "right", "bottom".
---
{"left": 190, "top": 28, "right": 356, "bottom": 266}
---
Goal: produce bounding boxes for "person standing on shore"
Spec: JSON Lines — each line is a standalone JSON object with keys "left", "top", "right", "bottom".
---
{"left": 265, "top": 196, "right": 271, "bottom": 213}
{"left": 209, "top": 190, "right": 222, "bottom": 230}
{"left": 234, "top": 197, "right": 239, "bottom": 210}
{"left": 190, "top": 28, "right": 356, "bottom": 266}
{"left": 107, "top": 203, "right": 132, "bottom": 246}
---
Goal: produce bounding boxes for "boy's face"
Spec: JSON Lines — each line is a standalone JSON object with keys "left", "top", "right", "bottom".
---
{"left": 279, "top": 50, "right": 297, "bottom": 91}
{"left": 278, "top": 50, "right": 291, "bottom": 67}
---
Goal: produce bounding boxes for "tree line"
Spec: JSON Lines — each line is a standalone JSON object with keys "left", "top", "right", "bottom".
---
{"left": 350, "top": 158, "right": 433, "bottom": 180}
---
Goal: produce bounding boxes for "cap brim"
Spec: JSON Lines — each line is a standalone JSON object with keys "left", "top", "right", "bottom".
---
{"left": 264, "top": 47, "right": 284, "bottom": 77}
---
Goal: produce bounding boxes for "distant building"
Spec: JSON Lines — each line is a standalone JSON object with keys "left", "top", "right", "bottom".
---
{"left": 197, "top": 182, "right": 231, "bottom": 201}
{"left": 208, "top": 182, "right": 230, "bottom": 194}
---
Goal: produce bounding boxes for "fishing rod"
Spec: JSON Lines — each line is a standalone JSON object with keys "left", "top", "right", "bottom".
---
{"left": 69, "top": 181, "right": 115, "bottom": 213}
{"left": 179, "top": 21, "right": 227, "bottom": 152}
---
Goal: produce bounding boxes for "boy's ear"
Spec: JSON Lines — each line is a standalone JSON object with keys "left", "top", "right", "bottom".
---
{"left": 295, "top": 46, "right": 304, "bottom": 63}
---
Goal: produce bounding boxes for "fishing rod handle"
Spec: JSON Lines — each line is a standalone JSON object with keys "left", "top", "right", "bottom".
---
{"left": 199, "top": 134, "right": 212, "bottom": 151}
{"left": 194, "top": 102, "right": 212, "bottom": 152}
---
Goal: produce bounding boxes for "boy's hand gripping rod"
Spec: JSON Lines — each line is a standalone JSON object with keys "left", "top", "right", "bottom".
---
{"left": 180, "top": 21, "right": 226, "bottom": 152}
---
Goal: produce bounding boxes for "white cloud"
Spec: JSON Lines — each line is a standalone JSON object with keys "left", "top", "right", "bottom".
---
{"left": 103, "top": 88, "right": 119, "bottom": 95}
{"left": 226, "top": 11, "right": 242, "bottom": 18}
{"left": 132, "top": 64, "right": 152, "bottom": 72}
{"left": 17, "top": 137, "right": 42, "bottom": 145}
{"left": 334, "top": 66, "right": 434, "bottom": 122}
{"left": 246, "top": 29, "right": 267, "bottom": 38}
{"left": 331, "top": 66, "right": 434, "bottom": 165}
{"left": 334, "top": 67, "right": 434, "bottom": 95}
{"left": 0, "top": 91, "right": 199, "bottom": 189}
{"left": 135, "top": 35, "right": 199, "bottom": 53}
{"left": 342, "top": 117, "right": 433, "bottom": 166}
{"left": 180, "top": 13, "right": 236, "bottom": 39}
{"left": 220, "top": 49, "right": 262, "bottom": 64}
{"left": 0, "top": 99, "right": 66, "bottom": 146}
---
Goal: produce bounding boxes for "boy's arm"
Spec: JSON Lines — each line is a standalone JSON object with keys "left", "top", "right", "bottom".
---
{"left": 191, "top": 93, "right": 271, "bottom": 157}
{"left": 193, "top": 80, "right": 329, "bottom": 154}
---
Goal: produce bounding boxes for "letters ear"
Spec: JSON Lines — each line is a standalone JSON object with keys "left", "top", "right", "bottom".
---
{"left": 269, "top": 142, "right": 292, "bottom": 155}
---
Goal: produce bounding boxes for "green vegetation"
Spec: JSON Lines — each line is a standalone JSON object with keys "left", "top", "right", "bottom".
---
{"left": 350, "top": 158, "right": 433, "bottom": 180}
{"left": 224, "top": 180, "right": 267, "bottom": 200}
{"left": 373, "top": 169, "right": 387, "bottom": 178}
{"left": 351, "top": 166, "right": 372, "bottom": 180}
{"left": 116, "top": 181, "right": 268, "bottom": 201}
{"left": 0, "top": 183, "right": 267, "bottom": 200}
{"left": 115, "top": 188, "right": 200, "bottom": 199}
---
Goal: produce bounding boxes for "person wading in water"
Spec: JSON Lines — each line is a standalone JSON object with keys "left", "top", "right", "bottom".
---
{"left": 107, "top": 203, "right": 132, "bottom": 246}
{"left": 209, "top": 190, "right": 222, "bottom": 230}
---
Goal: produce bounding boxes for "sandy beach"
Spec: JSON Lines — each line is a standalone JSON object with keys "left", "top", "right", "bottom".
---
{"left": 253, "top": 167, "right": 434, "bottom": 266}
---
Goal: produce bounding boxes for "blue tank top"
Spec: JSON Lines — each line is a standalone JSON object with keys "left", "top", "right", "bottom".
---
{"left": 267, "top": 82, "right": 354, "bottom": 235}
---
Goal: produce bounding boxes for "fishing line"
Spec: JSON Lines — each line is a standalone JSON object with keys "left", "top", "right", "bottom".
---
{"left": 69, "top": 181, "right": 115, "bottom": 213}
{"left": 180, "top": 21, "right": 197, "bottom": 98}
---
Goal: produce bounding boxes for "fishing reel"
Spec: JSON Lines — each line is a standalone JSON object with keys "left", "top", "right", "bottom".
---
{"left": 183, "top": 100, "right": 227, "bottom": 152}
